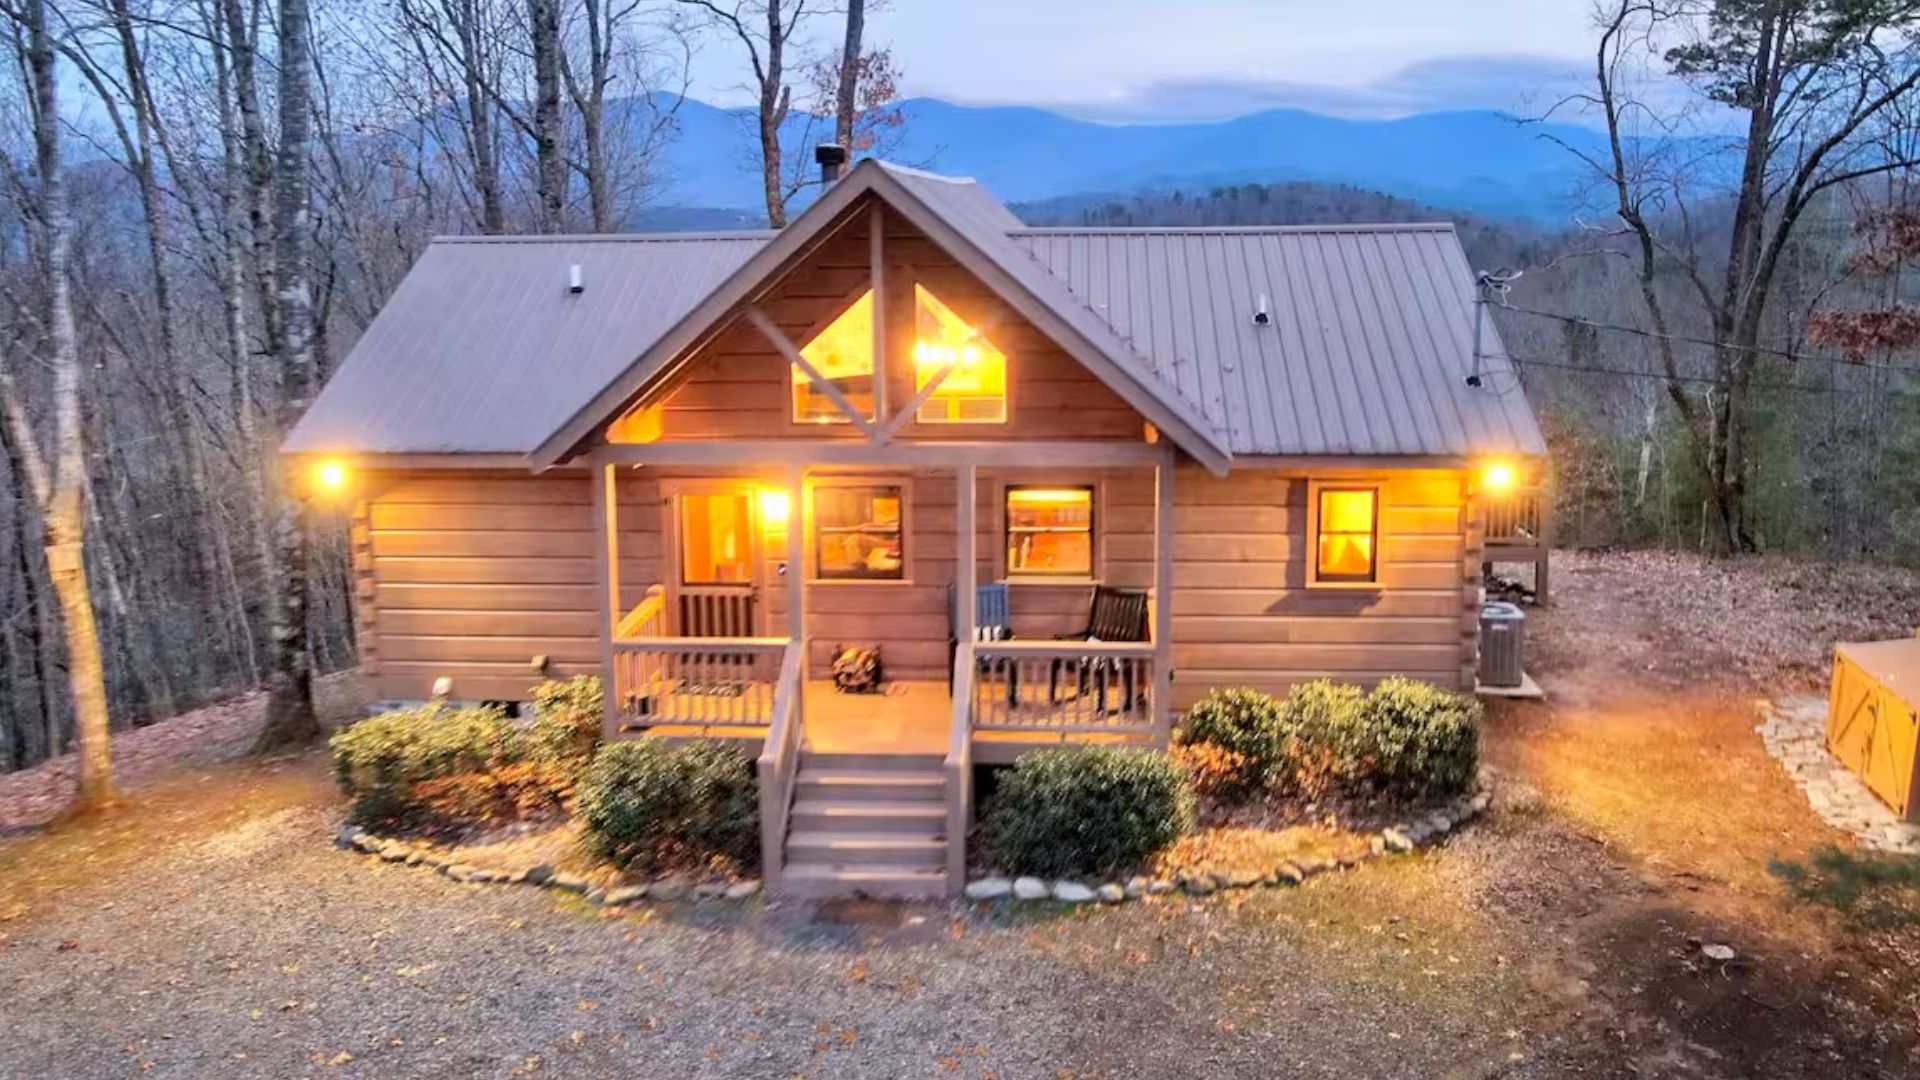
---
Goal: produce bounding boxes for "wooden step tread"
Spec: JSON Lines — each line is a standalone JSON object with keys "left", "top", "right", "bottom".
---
{"left": 787, "top": 832, "right": 945, "bottom": 850}
{"left": 791, "top": 800, "right": 945, "bottom": 819}
{"left": 796, "top": 769, "right": 944, "bottom": 785}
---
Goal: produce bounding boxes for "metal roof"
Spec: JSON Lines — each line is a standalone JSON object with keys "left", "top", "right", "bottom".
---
{"left": 1009, "top": 225, "right": 1545, "bottom": 457}
{"left": 284, "top": 232, "right": 767, "bottom": 454}
{"left": 290, "top": 161, "right": 1543, "bottom": 462}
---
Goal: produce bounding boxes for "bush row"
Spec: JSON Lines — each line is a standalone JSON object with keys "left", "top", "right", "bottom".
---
{"left": 1181, "top": 677, "right": 1480, "bottom": 800}
{"left": 331, "top": 678, "right": 760, "bottom": 872}
{"left": 982, "top": 747, "right": 1195, "bottom": 877}
{"left": 331, "top": 676, "right": 606, "bottom": 826}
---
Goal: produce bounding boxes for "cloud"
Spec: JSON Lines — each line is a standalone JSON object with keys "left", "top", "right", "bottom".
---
{"left": 1026, "top": 54, "right": 1594, "bottom": 124}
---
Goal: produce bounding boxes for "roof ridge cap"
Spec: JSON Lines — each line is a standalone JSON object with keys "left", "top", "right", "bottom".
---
{"left": 1007, "top": 222, "right": 1457, "bottom": 236}
{"left": 431, "top": 230, "right": 778, "bottom": 245}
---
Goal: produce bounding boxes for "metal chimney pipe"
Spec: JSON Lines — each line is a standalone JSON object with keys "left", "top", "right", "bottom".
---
{"left": 815, "top": 144, "right": 848, "bottom": 185}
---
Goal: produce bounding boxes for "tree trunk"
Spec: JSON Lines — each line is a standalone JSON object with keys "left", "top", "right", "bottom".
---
{"left": 529, "top": 0, "right": 565, "bottom": 231}
{"left": 834, "top": 0, "right": 864, "bottom": 152}
{"left": 18, "top": 0, "right": 115, "bottom": 806}
{"left": 255, "top": 0, "right": 320, "bottom": 751}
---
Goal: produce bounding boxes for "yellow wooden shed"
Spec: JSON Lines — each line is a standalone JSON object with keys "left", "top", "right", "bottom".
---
{"left": 1827, "top": 638, "right": 1920, "bottom": 822}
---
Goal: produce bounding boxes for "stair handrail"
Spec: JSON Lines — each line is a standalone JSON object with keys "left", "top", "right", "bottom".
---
{"left": 756, "top": 641, "right": 806, "bottom": 891}
{"left": 943, "top": 642, "right": 974, "bottom": 897}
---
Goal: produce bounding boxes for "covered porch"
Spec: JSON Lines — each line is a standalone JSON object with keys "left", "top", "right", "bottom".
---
{"left": 585, "top": 440, "right": 1178, "bottom": 761}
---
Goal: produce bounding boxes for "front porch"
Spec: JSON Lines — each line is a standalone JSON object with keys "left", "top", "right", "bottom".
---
{"left": 584, "top": 446, "right": 1177, "bottom": 898}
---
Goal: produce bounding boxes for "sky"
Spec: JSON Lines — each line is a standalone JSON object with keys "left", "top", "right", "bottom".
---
{"left": 683, "top": 0, "right": 1613, "bottom": 124}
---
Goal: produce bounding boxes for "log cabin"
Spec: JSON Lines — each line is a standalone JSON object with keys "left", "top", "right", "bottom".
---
{"left": 287, "top": 157, "right": 1547, "bottom": 897}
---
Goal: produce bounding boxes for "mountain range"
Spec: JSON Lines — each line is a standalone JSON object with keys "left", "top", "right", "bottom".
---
{"left": 640, "top": 95, "right": 1622, "bottom": 225}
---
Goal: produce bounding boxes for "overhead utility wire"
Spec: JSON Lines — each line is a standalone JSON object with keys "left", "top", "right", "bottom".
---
{"left": 1493, "top": 301, "right": 1916, "bottom": 373}
{"left": 1496, "top": 350, "right": 1920, "bottom": 399}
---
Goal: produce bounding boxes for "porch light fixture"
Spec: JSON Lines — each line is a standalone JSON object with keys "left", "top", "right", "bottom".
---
{"left": 1481, "top": 461, "right": 1516, "bottom": 495}
{"left": 315, "top": 459, "right": 348, "bottom": 494}
{"left": 758, "top": 488, "right": 791, "bottom": 527}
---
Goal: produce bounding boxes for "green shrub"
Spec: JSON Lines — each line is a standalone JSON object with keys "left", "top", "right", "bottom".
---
{"left": 1353, "top": 677, "right": 1481, "bottom": 798}
{"left": 1181, "top": 688, "right": 1288, "bottom": 791}
{"left": 522, "top": 676, "right": 606, "bottom": 774}
{"left": 575, "top": 739, "right": 760, "bottom": 872}
{"left": 1275, "top": 680, "right": 1369, "bottom": 790}
{"left": 1771, "top": 845, "right": 1920, "bottom": 929}
{"left": 330, "top": 704, "right": 519, "bottom": 823}
{"left": 982, "top": 747, "right": 1195, "bottom": 877}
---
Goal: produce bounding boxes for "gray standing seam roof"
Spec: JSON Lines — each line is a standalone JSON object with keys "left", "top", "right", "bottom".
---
{"left": 287, "top": 165, "right": 1544, "bottom": 461}
{"left": 1010, "top": 225, "right": 1544, "bottom": 457}
{"left": 284, "top": 232, "right": 768, "bottom": 454}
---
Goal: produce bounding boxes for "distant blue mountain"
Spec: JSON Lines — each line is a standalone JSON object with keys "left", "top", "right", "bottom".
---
{"left": 640, "top": 95, "right": 1621, "bottom": 224}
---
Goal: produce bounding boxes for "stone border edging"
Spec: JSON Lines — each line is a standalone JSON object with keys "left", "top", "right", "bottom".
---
{"left": 962, "top": 783, "right": 1494, "bottom": 905}
{"left": 333, "top": 827, "right": 762, "bottom": 905}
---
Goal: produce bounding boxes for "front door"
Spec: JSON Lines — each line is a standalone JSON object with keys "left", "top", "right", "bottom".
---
{"left": 666, "top": 482, "right": 760, "bottom": 637}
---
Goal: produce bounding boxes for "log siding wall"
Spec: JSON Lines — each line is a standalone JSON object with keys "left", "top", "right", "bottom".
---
{"left": 355, "top": 464, "right": 1476, "bottom": 706}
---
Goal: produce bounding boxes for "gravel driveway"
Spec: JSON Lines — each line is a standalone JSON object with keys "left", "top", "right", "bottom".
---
{"left": 0, "top": 755, "right": 1553, "bottom": 1080}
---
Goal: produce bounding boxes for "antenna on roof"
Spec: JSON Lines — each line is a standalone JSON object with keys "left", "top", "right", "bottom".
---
{"left": 1467, "top": 269, "right": 1521, "bottom": 388}
{"left": 568, "top": 264, "right": 584, "bottom": 294}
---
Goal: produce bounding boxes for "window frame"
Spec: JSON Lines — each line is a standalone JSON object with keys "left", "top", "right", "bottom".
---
{"left": 1006, "top": 478, "right": 1098, "bottom": 580}
{"left": 807, "top": 476, "right": 911, "bottom": 585}
{"left": 787, "top": 284, "right": 879, "bottom": 428}
{"left": 1306, "top": 480, "right": 1381, "bottom": 588}
{"left": 909, "top": 282, "right": 1010, "bottom": 426}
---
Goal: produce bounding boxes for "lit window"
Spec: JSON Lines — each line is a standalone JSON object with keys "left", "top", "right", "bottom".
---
{"left": 793, "top": 291, "right": 875, "bottom": 424}
{"left": 813, "top": 484, "right": 905, "bottom": 581}
{"left": 1006, "top": 487, "right": 1093, "bottom": 576}
{"left": 913, "top": 285, "right": 1007, "bottom": 424}
{"left": 1313, "top": 486, "right": 1378, "bottom": 584}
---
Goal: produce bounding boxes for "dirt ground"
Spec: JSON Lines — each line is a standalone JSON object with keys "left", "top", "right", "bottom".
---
{"left": 1, "top": 550, "right": 1917, "bottom": 1078}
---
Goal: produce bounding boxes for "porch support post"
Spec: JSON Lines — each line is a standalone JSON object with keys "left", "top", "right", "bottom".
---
{"left": 955, "top": 464, "right": 976, "bottom": 643}
{"left": 869, "top": 200, "right": 887, "bottom": 433}
{"left": 591, "top": 457, "right": 621, "bottom": 739}
{"left": 1152, "top": 454, "right": 1174, "bottom": 747}
{"left": 785, "top": 462, "right": 806, "bottom": 665}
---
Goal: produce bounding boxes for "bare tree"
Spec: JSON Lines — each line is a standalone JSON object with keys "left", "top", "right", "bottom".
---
{"left": 0, "top": 0, "right": 115, "bottom": 808}
{"left": 255, "top": 0, "right": 321, "bottom": 750}
{"left": 831, "top": 0, "right": 859, "bottom": 151}
{"left": 675, "top": 0, "right": 826, "bottom": 227}
{"left": 1550, "top": 0, "right": 1920, "bottom": 552}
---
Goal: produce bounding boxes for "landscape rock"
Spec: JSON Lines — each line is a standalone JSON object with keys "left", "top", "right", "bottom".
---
{"left": 352, "top": 834, "right": 383, "bottom": 854}
{"left": 1146, "top": 878, "right": 1176, "bottom": 896}
{"left": 524, "top": 865, "right": 554, "bottom": 886}
{"left": 605, "top": 885, "right": 648, "bottom": 906}
{"left": 1183, "top": 873, "right": 1217, "bottom": 896}
{"left": 1052, "top": 881, "right": 1096, "bottom": 903}
{"left": 379, "top": 845, "right": 411, "bottom": 863}
{"left": 334, "top": 824, "right": 365, "bottom": 849}
{"left": 444, "top": 864, "right": 475, "bottom": 883}
{"left": 965, "top": 877, "right": 1014, "bottom": 900}
{"left": 1124, "top": 876, "right": 1149, "bottom": 899}
{"left": 693, "top": 881, "right": 727, "bottom": 899}
{"left": 550, "top": 873, "right": 589, "bottom": 893}
{"left": 1382, "top": 828, "right": 1415, "bottom": 854}
{"left": 724, "top": 880, "right": 761, "bottom": 901}
{"left": 405, "top": 852, "right": 425, "bottom": 867}
{"left": 1224, "top": 870, "right": 1262, "bottom": 889}
{"left": 649, "top": 877, "right": 690, "bottom": 901}
{"left": 1096, "top": 883, "right": 1125, "bottom": 903}
{"left": 1012, "top": 877, "right": 1050, "bottom": 901}
{"left": 469, "top": 869, "right": 497, "bottom": 884}
{"left": 585, "top": 888, "right": 607, "bottom": 905}
{"left": 1274, "top": 862, "right": 1305, "bottom": 886}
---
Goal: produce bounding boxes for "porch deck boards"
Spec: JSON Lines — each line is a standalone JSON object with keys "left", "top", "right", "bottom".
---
{"left": 640, "top": 679, "right": 1155, "bottom": 759}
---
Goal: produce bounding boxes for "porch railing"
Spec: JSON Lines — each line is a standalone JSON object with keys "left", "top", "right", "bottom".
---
{"left": 969, "top": 640, "right": 1159, "bottom": 738}
{"left": 614, "top": 584, "right": 667, "bottom": 639}
{"left": 1485, "top": 485, "right": 1548, "bottom": 550}
{"left": 755, "top": 641, "right": 805, "bottom": 890}
{"left": 610, "top": 636, "right": 790, "bottom": 734}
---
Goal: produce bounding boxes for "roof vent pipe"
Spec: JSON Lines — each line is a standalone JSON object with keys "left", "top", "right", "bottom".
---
{"left": 1252, "top": 293, "right": 1271, "bottom": 326}
{"left": 568, "top": 264, "right": 584, "bottom": 294}
{"left": 815, "top": 143, "right": 848, "bottom": 185}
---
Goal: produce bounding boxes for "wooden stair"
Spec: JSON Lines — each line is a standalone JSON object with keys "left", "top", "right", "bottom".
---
{"left": 780, "top": 752, "right": 948, "bottom": 899}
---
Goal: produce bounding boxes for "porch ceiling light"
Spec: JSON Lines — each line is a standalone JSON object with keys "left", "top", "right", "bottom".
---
{"left": 758, "top": 488, "right": 791, "bottom": 527}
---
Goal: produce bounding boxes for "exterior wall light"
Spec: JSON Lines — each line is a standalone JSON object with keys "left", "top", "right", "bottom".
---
{"left": 759, "top": 488, "right": 791, "bottom": 527}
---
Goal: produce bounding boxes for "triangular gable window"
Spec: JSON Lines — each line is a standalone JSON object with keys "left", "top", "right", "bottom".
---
{"left": 793, "top": 290, "right": 877, "bottom": 424}
{"left": 911, "top": 284, "right": 1007, "bottom": 424}
{"left": 791, "top": 284, "right": 1008, "bottom": 425}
